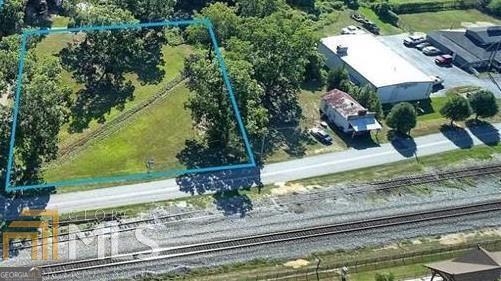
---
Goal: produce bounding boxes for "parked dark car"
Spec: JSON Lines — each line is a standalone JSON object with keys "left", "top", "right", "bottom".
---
{"left": 435, "top": 54, "right": 453, "bottom": 66}
{"left": 351, "top": 13, "right": 366, "bottom": 23}
{"left": 415, "top": 42, "right": 431, "bottom": 50}
{"left": 310, "top": 128, "right": 333, "bottom": 145}
{"left": 363, "top": 21, "right": 380, "bottom": 34}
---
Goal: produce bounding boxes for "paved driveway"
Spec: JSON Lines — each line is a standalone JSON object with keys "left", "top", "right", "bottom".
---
{"left": 377, "top": 34, "right": 501, "bottom": 97}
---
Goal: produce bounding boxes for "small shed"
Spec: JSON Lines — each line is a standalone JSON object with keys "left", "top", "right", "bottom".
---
{"left": 426, "top": 246, "right": 501, "bottom": 281}
{"left": 320, "top": 89, "right": 381, "bottom": 135}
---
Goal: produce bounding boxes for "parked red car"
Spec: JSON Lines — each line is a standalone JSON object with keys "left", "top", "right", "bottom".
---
{"left": 435, "top": 54, "right": 453, "bottom": 66}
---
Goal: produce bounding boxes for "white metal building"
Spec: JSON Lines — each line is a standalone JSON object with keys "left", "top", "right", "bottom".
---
{"left": 319, "top": 34, "right": 434, "bottom": 104}
{"left": 320, "top": 89, "right": 382, "bottom": 135}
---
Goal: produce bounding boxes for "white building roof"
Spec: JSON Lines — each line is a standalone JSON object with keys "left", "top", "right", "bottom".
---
{"left": 321, "top": 34, "right": 433, "bottom": 88}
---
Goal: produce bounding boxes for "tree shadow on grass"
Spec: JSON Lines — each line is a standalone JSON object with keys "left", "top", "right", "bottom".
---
{"left": 466, "top": 120, "right": 500, "bottom": 146}
{"left": 440, "top": 124, "right": 474, "bottom": 149}
{"left": 387, "top": 130, "right": 417, "bottom": 158}
{"left": 213, "top": 189, "right": 253, "bottom": 218}
{"left": 69, "top": 77, "right": 134, "bottom": 133}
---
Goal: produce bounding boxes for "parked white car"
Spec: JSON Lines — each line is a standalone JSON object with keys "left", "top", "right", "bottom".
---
{"left": 341, "top": 25, "right": 365, "bottom": 35}
{"left": 422, "top": 46, "right": 442, "bottom": 56}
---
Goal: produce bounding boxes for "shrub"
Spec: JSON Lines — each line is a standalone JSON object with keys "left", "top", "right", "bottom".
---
{"left": 440, "top": 95, "right": 472, "bottom": 125}
{"left": 468, "top": 90, "right": 499, "bottom": 120}
{"left": 386, "top": 102, "right": 417, "bottom": 135}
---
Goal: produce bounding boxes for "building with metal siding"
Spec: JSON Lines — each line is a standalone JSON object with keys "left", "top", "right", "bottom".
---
{"left": 427, "top": 26, "right": 501, "bottom": 72}
{"left": 319, "top": 34, "right": 434, "bottom": 104}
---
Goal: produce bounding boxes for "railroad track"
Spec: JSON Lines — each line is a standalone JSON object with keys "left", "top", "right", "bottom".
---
{"left": 369, "top": 163, "right": 501, "bottom": 190}
{"left": 39, "top": 200, "right": 501, "bottom": 276}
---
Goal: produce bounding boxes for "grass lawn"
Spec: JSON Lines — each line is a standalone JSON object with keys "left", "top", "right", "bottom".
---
{"left": 316, "top": 8, "right": 403, "bottom": 37}
{"left": 399, "top": 9, "right": 501, "bottom": 33}
{"left": 264, "top": 82, "right": 347, "bottom": 163}
{"left": 316, "top": 9, "right": 359, "bottom": 37}
{"left": 43, "top": 82, "right": 196, "bottom": 182}
{"left": 358, "top": 7, "right": 402, "bottom": 35}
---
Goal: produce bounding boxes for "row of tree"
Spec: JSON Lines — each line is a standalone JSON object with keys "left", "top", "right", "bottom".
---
{"left": 0, "top": 35, "right": 71, "bottom": 189}
{"left": 386, "top": 90, "right": 499, "bottom": 136}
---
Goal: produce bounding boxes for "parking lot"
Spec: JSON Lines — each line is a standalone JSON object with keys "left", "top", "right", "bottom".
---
{"left": 377, "top": 33, "right": 501, "bottom": 97}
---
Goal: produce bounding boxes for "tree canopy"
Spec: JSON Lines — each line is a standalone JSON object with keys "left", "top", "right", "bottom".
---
{"left": 61, "top": 4, "right": 166, "bottom": 131}
{"left": 0, "top": 35, "right": 71, "bottom": 188}
{"left": 468, "top": 90, "right": 499, "bottom": 120}
{"left": 440, "top": 96, "right": 472, "bottom": 126}
{"left": 385, "top": 102, "right": 417, "bottom": 135}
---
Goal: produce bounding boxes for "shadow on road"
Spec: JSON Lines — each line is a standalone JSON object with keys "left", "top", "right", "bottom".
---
{"left": 0, "top": 189, "right": 51, "bottom": 259}
{"left": 387, "top": 130, "right": 417, "bottom": 158}
{"left": 176, "top": 167, "right": 262, "bottom": 195}
{"left": 176, "top": 167, "right": 261, "bottom": 218}
{"left": 466, "top": 120, "right": 500, "bottom": 146}
{"left": 440, "top": 125, "right": 474, "bottom": 149}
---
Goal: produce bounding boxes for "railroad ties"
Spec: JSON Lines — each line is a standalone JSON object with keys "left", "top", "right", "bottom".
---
{"left": 40, "top": 200, "right": 501, "bottom": 276}
{"left": 369, "top": 163, "right": 501, "bottom": 190}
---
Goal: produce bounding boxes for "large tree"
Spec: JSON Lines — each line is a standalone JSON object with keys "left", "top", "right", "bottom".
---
{"left": 236, "top": 0, "right": 286, "bottom": 17}
{"left": 386, "top": 102, "right": 417, "bottom": 135}
{"left": 184, "top": 52, "right": 268, "bottom": 149}
{"left": 440, "top": 96, "right": 472, "bottom": 126}
{"left": 112, "top": 0, "right": 176, "bottom": 22}
{"left": 186, "top": 2, "right": 241, "bottom": 46}
{"left": 237, "top": 11, "right": 318, "bottom": 126}
{"left": 0, "top": 36, "right": 71, "bottom": 188}
{"left": 61, "top": 4, "right": 166, "bottom": 131}
{"left": 0, "top": 0, "right": 25, "bottom": 38}
{"left": 468, "top": 90, "right": 499, "bottom": 120}
{"left": 351, "top": 85, "right": 383, "bottom": 119}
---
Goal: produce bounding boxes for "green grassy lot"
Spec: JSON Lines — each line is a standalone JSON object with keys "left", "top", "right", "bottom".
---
{"left": 399, "top": 9, "right": 501, "bottom": 33}
{"left": 359, "top": 7, "right": 403, "bottom": 35}
{"left": 31, "top": 19, "right": 198, "bottom": 183}
{"left": 317, "top": 9, "right": 359, "bottom": 37}
{"left": 43, "top": 82, "right": 195, "bottom": 182}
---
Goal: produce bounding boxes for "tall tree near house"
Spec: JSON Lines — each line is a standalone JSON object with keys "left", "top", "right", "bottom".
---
{"left": 327, "top": 67, "right": 349, "bottom": 91}
{"left": 184, "top": 52, "right": 268, "bottom": 149}
{"left": 350, "top": 85, "right": 383, "bottom": 119}
{"left": 440, "top": 95, "right": 472, "bottom": 126}
{"left": 468, "top": 90, "right": 499, "bottom": 121}
{"left": 237, "top": 11, "right": 318, "bottom": 126}
{"left": 385, "top": 102, "right": 417, "bottom": 135}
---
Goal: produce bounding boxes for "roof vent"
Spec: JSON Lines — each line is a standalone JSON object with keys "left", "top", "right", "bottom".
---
{"left": 358, "top": 110, "right": 367, "bottom": 116}
{"left": 337, "top": 45, "right": 348, "bottom": 56}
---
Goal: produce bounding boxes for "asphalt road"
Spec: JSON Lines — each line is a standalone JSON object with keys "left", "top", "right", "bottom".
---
{"left": 39, "top": 122, "right": 501, "bottom": 213}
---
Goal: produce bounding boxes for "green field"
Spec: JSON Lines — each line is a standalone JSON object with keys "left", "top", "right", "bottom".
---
{"left": 399, "top": 9, "right": 501, "bottom": 32}
{"left": 43, "top": 82, "right": 195, "bottom": 181}
{"left": 32, "top": 20, "right": 201, "bottom": 184}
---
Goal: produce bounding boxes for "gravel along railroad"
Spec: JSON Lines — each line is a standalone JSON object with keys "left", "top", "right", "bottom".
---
{"left": 4, "top": 163, "right": 501, "bottom": 280}
{"left": 39, "top": 200, "right": 501, "bottom": 277}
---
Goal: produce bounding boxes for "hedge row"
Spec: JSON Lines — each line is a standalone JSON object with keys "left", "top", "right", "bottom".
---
{"left": 390, "top": 0, "right": 478, "bottom": 14}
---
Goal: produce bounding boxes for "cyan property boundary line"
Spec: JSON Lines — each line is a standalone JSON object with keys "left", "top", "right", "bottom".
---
{"left": 5, "top": 18, "right": 257, "bottom": 192}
